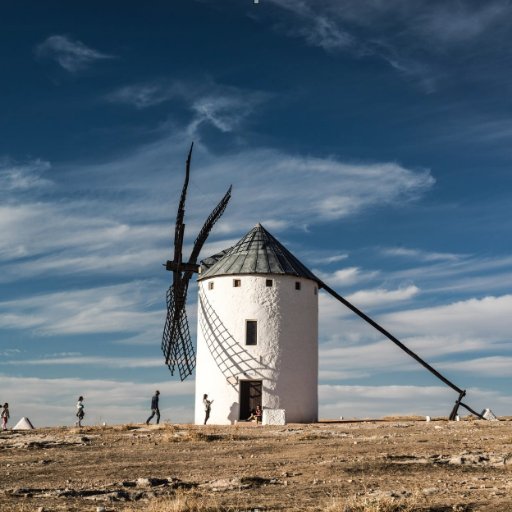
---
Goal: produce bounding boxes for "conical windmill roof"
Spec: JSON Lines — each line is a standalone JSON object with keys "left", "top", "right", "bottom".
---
{"left": 199, "top": 224, "right": 319, "bottom": 282}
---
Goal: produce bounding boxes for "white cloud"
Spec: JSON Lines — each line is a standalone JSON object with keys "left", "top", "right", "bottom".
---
{"left": 0, "top": 355, "right": 163, "bottom": 368}
{"left": 316, "top": 266, "right": 380, "bottom": 287}
{"left": 106, "top": 81, "right": 186, "bottom": 108}
{"left": 439, "top": 356, "right": 512, "bottom": 377}
{"left": 265, "top": 0, "right": 512, "bottom": 90}
{"left": 0, "top": 133, "right": 434, "bottom": 284}
{"left": 266, "top": 0, "right": 354, "bottom": 52}
{"left": 0, "top": 158, "right": 52, "bottom": 192}
{"left": 35, "top": 35, "right": 114, "bottom": 72}
{"left": 346, "top": 285, "right": 420, "bottom": 309}
{"left": 418, "top": 2, "right": 507, "bottom": 44}
{"left": 312, "top": 253, "right": 349, "bottom": 265}
{"left": 0, "top": 282, "right": 163, "bottom": 336}
{"left": 382, "top": 247, "right": 463, "bottom": 262}
{"left": 382, "top": 294, "right": 512, "bottom": 341}
{"left": 318, "top": 383, "right": 511, "bottom": 419}
{"left": 191, "top": 93, "right": 262, "bottom": 133}
{"left": 107, "top": 79, "right": 269, "bottom": 133}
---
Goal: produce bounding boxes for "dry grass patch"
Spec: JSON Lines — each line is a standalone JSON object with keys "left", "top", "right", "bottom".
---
{"left": 324, "top": 493, "right": 417, "bottom": 512}
{"left": 123, "top": 490, "right": 231, "bottom": 511}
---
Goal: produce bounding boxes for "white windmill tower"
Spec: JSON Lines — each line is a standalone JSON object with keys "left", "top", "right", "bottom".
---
{"left": 194, "top": 224, "right": 319, "bottom": 424}
{"left": 161, "top": 146, "right": 489, "bottom": 426}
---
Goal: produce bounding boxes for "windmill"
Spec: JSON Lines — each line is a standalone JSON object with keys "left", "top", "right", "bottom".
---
{"left": 161, "top": 143, "right": 231, "bottom": 381}
{"left": 163, "top": 145, "right": 485, "bottom": 421}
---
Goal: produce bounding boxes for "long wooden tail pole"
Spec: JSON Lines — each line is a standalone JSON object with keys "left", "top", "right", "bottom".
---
{"left": 319, "top": 280, "right": 469, "bottom": 396}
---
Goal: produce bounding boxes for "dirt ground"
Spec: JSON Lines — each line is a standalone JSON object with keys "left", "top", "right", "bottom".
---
{"left": 1, "top": 418, "right": 512, "bottom": 511}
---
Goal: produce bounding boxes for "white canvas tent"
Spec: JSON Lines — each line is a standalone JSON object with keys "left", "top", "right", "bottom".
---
{"left": 13, "top": 417, "right": 35, "bottom": 430}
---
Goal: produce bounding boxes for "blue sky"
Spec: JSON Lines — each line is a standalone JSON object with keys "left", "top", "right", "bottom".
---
{"left": 1, "top": 0, "right": 511, "bottom": 426}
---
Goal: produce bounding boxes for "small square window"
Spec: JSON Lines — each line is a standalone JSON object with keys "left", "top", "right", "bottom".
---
{"left": 246, "top": 320, "right": 257, "bottom": 345}
{"left": 314, "top": 287, "right": 317, "bottom": 295}
{"left": 266, "top": 279, "right": 273, "bottom": 287}
{"left": 208, "top": 282, "right": 214, "bottom": 290}
{"left": 295, "top": 281, "right": 301, "bottom": 290}
{"left": 233, "top": 279, "right": 241, "bottom": 287}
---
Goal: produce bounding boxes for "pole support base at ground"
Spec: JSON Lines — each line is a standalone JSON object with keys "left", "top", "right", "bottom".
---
{"left": 449, "top": 390, "right": 466, "bottom": 420}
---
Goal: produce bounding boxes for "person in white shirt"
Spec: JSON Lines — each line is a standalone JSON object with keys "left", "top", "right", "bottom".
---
{"left": 75, "top": 396, "right": 85, "bottom": 427}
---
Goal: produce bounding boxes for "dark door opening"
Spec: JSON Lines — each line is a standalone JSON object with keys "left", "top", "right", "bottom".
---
{"left": 239, "top": 380, "right": 262, "bottom": 420}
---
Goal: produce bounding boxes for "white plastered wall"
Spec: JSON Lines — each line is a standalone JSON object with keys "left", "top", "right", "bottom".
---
{"left": 194, "top": 274, "right": 318, "bottom": 424}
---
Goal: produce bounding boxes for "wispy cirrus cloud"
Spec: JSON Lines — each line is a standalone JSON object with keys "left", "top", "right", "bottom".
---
{"left": 0, "top": 158, "right": 52, "bottom": 192}
{"left": 382, "top": 247, "right": 463, "bottom": 262}
{"left": 0, "top": 281, "right": 162, "bottom": 336}
{"left": 105, "top": 81, "right": 187, "bottom": 109}
{"left": 107, "top": 79, "right": 269, "bottom": 133}
{"left": 264, "top": 0, "right": 512, "bottom": 91}
{"left": 0, "top": 130, "right": 435, "bottom": 280}
{"left": 35, "top": 35, "right": 114, "bottom": 72}
{"left": 267, "top": 0, "right": 510, "bottom": 50}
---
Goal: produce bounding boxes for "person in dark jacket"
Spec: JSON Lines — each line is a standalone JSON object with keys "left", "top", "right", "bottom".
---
{"left": 146, "top": 390, "right": 160, "bottom": 425}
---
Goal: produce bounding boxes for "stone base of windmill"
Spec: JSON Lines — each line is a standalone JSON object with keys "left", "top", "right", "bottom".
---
{"left": 262, "top": 408, "right": 286, "bottom": 425}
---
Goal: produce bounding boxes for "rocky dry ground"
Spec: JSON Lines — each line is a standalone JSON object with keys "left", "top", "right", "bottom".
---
{"left": 1, "top": 418, "right": 512, "bottom": 511}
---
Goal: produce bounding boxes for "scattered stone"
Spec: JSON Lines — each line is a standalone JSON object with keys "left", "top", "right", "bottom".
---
{"left": 136, "top": 477, "right": 168, "bottom": 487}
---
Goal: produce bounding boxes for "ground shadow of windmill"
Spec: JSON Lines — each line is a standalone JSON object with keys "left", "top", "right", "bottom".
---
{"left": 199, "top": 287, "right": 273, "bottom": 384}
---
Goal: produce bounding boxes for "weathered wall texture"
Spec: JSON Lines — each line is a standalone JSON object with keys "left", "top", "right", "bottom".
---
{"left": 195, "top": 274, "right": 318, "bottom": 424}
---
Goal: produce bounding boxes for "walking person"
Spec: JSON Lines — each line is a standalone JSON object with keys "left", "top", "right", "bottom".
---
{"left": 75, "top": 396, "right": 85, "bottom": 427}
{"left": 203, "top": 394, "right": 213, "bottom": 425}
{"left": 1, "top": 403, "right": 9, "bottom": 431}
{"left": 146, "top": 390, "right": 160, "bottom": 425}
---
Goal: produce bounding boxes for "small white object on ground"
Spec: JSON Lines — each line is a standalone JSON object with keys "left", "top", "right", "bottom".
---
{"left": 425, "top": 416, "right": 431, "bottom": 422}
{"left": 13, "top": 417, "right": 35, "bottom": 430}
{"left": 481, "top": 408, "right": 498, "bottom": 421}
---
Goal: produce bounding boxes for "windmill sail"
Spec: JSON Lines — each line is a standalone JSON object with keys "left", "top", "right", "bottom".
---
{"left": 161, "top": 144, "right": 231, "bottom": 381}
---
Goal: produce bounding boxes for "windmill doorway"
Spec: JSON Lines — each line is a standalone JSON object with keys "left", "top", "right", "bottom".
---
{"left": 239, "top": 380, "right": 262, "bottom": 421}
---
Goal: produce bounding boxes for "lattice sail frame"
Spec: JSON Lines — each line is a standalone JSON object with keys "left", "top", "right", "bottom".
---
{"left": 161, "top": 144, "right": 231, "bottom": 381}
{"left": 161, "top": 283, "right": 195, "bottom": 379}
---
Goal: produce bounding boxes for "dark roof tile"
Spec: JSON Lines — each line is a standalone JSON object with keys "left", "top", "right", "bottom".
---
{"left": 199, "top": 224, "right": 319, "bottom": 282}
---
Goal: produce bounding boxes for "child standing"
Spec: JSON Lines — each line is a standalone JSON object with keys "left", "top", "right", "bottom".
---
{"left": 1, "top": 403, "right": 9, "bottom": 431}
{"left": 75, "top": 396, "right": 85, "bottom": 427}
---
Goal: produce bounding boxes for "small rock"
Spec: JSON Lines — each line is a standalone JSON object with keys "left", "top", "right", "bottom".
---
{"left": 136, "top": 477, "right": 168, "bottom": 487}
